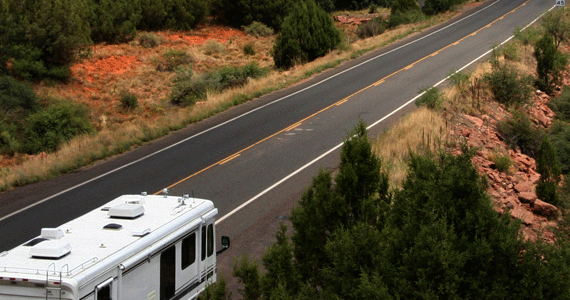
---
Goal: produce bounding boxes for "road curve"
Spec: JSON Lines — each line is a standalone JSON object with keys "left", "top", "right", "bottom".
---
{"left": 0, "top": 0, "right": 555, "bottom": 261}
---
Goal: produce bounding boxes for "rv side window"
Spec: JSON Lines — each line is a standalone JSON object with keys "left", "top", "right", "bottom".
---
{"left": 207, "top": 224, "right": 214, "bottom": 257}
{"left": 201, "top": 225, "right": 206, "bottom": 261}
{"left": 182, "top": 232, "right": 196, "bottom": 269}
{"left": 95, "top": 278, "right": 113, "bottom": 300}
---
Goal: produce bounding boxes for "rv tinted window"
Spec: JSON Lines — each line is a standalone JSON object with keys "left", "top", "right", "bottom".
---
{"left": 182, "top": 232, "right": 196, "bottom": 269}
{"left": 201, "top": 225, "right": 206, "bottom": 261}
{"left": 207, "top": 224, "right": 214, "bottom": 257}
{"left": 95, "top": 282, "right": 111, "bottom": 300}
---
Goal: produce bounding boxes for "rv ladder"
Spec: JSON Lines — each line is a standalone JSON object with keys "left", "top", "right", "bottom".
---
{"left": 45, "top": 263, "right": 67, "bottom": 300}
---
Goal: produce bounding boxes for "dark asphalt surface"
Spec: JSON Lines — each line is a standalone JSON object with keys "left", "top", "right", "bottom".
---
{"left": 0, "top": 0, "right": 556, "bottom": 295}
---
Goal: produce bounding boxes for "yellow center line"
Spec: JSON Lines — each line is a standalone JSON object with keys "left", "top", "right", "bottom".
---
{"left": 155, "top": 0, "right": 530, "bottom": 194}
{"left": 218, "top": 153, "right": 240, "bottom": 165}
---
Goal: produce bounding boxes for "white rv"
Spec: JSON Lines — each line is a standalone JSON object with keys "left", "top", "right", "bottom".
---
{"left": 0, "top": 191, "right": 229, "bottom": 299}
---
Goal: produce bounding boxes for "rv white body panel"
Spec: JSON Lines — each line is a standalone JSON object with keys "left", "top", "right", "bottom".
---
{"left": 0, "top": 194, "right": 219, "bottom": 300}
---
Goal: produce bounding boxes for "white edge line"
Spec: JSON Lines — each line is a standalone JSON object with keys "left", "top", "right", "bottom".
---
{"left": 0, "top": 0, "right": 525, "bottom": 223}
{"left": 216, "top": 3, "right": 555, "bottom": 225}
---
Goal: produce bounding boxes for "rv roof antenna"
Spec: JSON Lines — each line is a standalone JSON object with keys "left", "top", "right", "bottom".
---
{"left": 162, "top": 188, "right": 168, "bottom": 198}
{"left": 180, "top": 194, "right": 189, "bottom": 205}
{"left": 192, "top": 191, "right": 195, "bottom": 204}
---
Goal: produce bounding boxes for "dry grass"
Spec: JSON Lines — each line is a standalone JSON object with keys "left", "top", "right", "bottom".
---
{"left": 373, "top": 107, "right": 448, "bottom": 188}
{"left": 0, "top": 5, "right": 478, "bottom": 191}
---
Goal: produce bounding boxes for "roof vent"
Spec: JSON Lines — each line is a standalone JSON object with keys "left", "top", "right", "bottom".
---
{"left": 41, "top": 228, "right": 64, "bottom": 239}
{"left": 108, "top": 203, "right": 145, "bottom": 219}
{"left": 29, "top": 240, "right": 71, "bottom": 259}
{"left": 103, "top": 223, "right": 123, "bottom": 230}
{"left": 24, "top": 238, "right": 49, "bottom": 247}
{"left": 131, "top": 228, "right": 151, "bottom": 237}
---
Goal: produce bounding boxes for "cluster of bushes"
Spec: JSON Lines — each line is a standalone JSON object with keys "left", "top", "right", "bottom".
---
{"left": 170, "top": 63, "right": 268, "bottom": 107}
{"left": 0, "top": 0, "right": 207, "bottom": 81}
{"left": 201, "top": 122, "right": 570, "bottom": 300}
{"left": 0, "top": 76, "right": 93, "bottom": 155}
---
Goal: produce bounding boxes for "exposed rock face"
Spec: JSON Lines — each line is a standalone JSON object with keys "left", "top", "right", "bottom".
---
{"left": 449, "top": 89, "right": 560, "bottom": 242}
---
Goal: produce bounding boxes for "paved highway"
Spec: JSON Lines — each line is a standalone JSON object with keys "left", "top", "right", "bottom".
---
{"left": 0, "top": 0, "right": 555, "bottom": 284}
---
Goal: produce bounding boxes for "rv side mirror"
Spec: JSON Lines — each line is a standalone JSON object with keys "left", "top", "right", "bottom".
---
{"left": 217, "top": 236, "right": 230, "bottom": 255}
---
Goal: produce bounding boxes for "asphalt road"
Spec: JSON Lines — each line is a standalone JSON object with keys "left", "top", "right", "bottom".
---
{"left": 0, "top": 0, "right": 556, "bottom": 288}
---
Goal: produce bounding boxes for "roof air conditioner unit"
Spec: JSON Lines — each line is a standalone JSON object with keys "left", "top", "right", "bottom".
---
{"left": 41, "top": 228, "right": 64, "bottom": 239}
{"left": 108, "top": 203, "right": 145, "bottom": 219}
{"left": 29, "top": 240, "right": 71, "bottom": 259}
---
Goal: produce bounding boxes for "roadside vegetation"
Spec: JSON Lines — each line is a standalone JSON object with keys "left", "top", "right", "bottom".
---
{"left": 0, "top": 0, "right": 476, "bottom": 191}
{"left": 199, "top": 8, "right": 570, "bottom": 299}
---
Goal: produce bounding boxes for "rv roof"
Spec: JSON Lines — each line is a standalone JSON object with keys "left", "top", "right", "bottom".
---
{"left": 0, "top": 194, "right": 215, "bottom": 284}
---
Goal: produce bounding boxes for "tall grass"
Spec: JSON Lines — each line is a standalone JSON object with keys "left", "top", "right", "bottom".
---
{"left": 373, "top": 107, "right": 448, "bottom": 188}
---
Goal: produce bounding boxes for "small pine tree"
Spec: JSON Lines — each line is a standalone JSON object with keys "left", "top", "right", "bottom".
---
{"left": 233, "top": 254, "right": 263, "bottom": 300}
{"left": 272, "top": 0, "right": 340, "bottom": 69}
{"left": 534, "top": 32, "right": 568, "bottom": 95}
{"left": 536, "top": 137, "right": 561, "bottom": 205}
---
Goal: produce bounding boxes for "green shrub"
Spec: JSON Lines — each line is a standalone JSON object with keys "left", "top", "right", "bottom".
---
{"left": 138, "top": 0, "right": 208, "bottom": 31}
{"left": 23, "top": 101, "right": 94, "bottom": 154}
{"left": 549, "top": 87, "right": 570, "bottom": 122}
{"left": 448, "top": 70, "right": 470, "bottom": 88}
{"left": 356, "top": 17, "right": 386, "bottom": 39}
{"left": 536, "top": 137, "right": 561, "bottom": 206}
{"left": 120, "top": 92, "right": 138, "bottom": 110}
{"left": 243, "top": 21, "right": 274, "bottom": 38}
{"left": 243, "top": 43, "right": 256, "bottom": 56}
{"left": 415, "top": 87, "right": 442, "bottom": 109}
{"left": 497, "top": 110, "right": 544, "bottom": 158}
{"left": 422, "top": 0, "right": 467, "bottom": 15}
{"left": 492, "top": 153, "right": 513, "bottom": 173}
{"left": 272, "top": 0, "right": 340, "bottom": 70}
{"left": 170, "top": 63, "right": 268, "bottom": 107}
{"left": 212, "top": 0, "right": 293, "bottom": 31}
{"left": 534, "top": 32, "right": 568, "bottom": 95}
{"left": 388, "top": 0, "right": 422, "bottom": 27}
{"left": 514, "top": 26, "right": 540, "bottom": 48}
{"left": 0, "top": 76, "right": 40, "bottom": 154}
{"left": 157, "top": 50, "right": 194, "bottom": 71}
{"left": 0, "top": 0, "right": 91, "bottom": 81}
{"left": 138, "top": 32, "right": 160, "bottom": 48}
{"left": 203, "top": 40, "right": 225, "bottom": 56}
{"left": 88, "top": 0, "right": 141, "bottom": 44}
{"left": 550, "top": 121, "right": 570, "bottom": 174}
{"left": 541, "top": 9, "right": 570, "bottom": 48}
{"left": 369, "top": 4, "right": 378, "bottom": 13}
{"left": 497, "top": 42, "right": 519, "bottom": 61}
{"left": 388, "top": 9, "right": 423, "bottom": 28}
{"left": 484, "top": 63, "right": 533, "bottom": 106}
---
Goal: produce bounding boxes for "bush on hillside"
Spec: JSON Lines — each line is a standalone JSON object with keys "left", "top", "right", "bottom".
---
{"left": 138, "top": 0, "right": 208, "bottom": 31}
{"left": 536, "top": 137, "right": 561, "bottom": 206}
{"left": 484, "top": 62, "right": 533, "bottom": 106}
{"left": 88, "top": 0, "right": 141, "bottom": 44}
{"left": 23, "top": 101, "right": 94, "bottom": 154}
{"left": 0, "top": 76, "right": 40, "bottom": 154}
{"left": 211, "top": 0, "right": 293, "bottom": 31}
{"left": 534, "top": 32, "right": 568, "bottom": 95}
{"left": 549, "top": 86, "right": 570, "bottom": 122}
{"left": 243, "top": 21, "right": 274, "bottom": 38}
{"left": 0, "top": 0, "right": 91, "bottom": 81}
{"left": 170, "top": 63, "right": 268, "bottom": 107}
{"left": 497, "top": 110, "right": 544, "bottom": 158}
{"left": 272, "top": 0, "right": 341, "bottom": 70}
{"left": 550, "top": 121, "right": 570, "bottom": 175}
{"left": 422, "top": 0, "right": 467, "bottom": 15}
{"left": 357, "top": 17, "right": 387, "bottom": 39}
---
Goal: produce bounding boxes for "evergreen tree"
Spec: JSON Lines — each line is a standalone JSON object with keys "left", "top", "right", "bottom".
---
{"left": 272, "top": 0, "right": 340, "bottom": 69}
{"left": 211, "top": 0, "right": 292, "bottom": 31}
{"left": 536, "top": 136, "right": 561, "bottom": 205}
{"left": 534, "top": 32, "right": 568, "bottom": 95}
